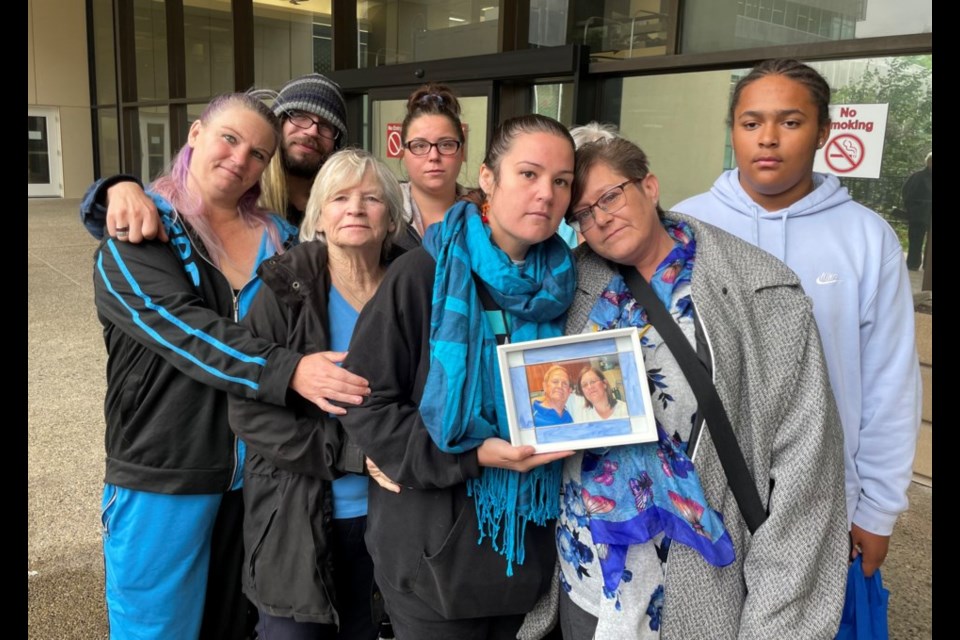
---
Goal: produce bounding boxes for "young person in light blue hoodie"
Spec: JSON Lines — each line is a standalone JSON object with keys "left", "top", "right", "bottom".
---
{"left": 673, "top": 58, "right": 922, "bottom": 578}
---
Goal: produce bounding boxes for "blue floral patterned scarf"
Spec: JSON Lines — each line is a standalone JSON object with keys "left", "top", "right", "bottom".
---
{"left": 582, "top": 220, "right": 735, "bottom": 593}
{"left": 420, "top": 200, "right": 576, "bottom": 575}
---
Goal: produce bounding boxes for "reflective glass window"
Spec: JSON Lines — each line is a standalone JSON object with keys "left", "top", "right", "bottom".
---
{"left": 253, "top": 0, "right": 333, "bottom": 90}
{"left": 569, "top": 0, "right": 671, "bottom": 61}
{"left": 532, "top": 83, "right": 574, "bottom": 126}
{"left": 91, "top": 0, "right": 116, "bottom": 106}
{"left": 27, "top": 115, "right": 51, "bottom": 185}
{"left": 138, "top": 107, "right": 171, "bottom": 184}
{"left": 133, "top": 0, "right": 169, "bottom": 101}
{"left": 529, "top": 0, "right": 569, "bottom": 48}
{"left": 682, "top": 0, "right": 931, "bottom": 54}
{"left": 97, "top": 108, "right": 121, "bottom": 178}
{"left": 359, "top": 1, "right": 499, "bottom": 67}
{"left": 184, "top": 0, "right": 234, "bottom": 99}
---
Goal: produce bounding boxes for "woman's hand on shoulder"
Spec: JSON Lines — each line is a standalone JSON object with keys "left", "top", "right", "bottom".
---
{"left": 106, "top": 181, "right": 168, "bottom": 243}
{"left": 290, "top": 351, "right": 371, "bottom": 415}
{"left": 477, "top": 437, "right": 574, "bottom": 472}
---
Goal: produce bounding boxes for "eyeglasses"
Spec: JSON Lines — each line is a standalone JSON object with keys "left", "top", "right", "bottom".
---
{"left": 570, "top": 178, "right": 642, "bottom": 232}
{"left": 286, "top": 110, "right": 340, "bottom": 141}
{"left": 580, "top": 378, "right": 606, "bottom": 390}
{"left": 404, "top": 138, "right": 462, "bottom": 156}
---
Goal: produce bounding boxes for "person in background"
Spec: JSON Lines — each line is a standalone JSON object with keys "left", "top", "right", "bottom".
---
{"left": 902, "top": 151, "right": 932, "bottom": 271}
{"left": 569, "top": 121, "right": 619, "bottom": 149}
{"left": 338, "top": 114, "right": 578, "bottom": 640}
{"left": 81, "top": 73, "right": 348, "bottom": 240}
{"left": 90, "top": 91, "right": 368, "bottom": 640}
{"left": 572, "top": 365, "right": 628, "bottom": 422}
{"left": 228, "top": 149, "right": 406, "bottom": 640}
{"left": 532, "top": 365, "right": 575, "bottom": 427}
{"left": 396, "top": 82, "right": 578, "bottom": 250}
{"left": 395, "top": 82, "right": 470, "bottom": 248}
{"left": 559, "top": 133, "right": 847, "bottom": 638}
{"left": 673, "top": 58, "right": 922, "bottom": 578}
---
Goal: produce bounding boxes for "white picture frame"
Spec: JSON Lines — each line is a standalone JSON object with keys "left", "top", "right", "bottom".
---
{"left": 497, "top": 327, "right": 658, "bottom": 453}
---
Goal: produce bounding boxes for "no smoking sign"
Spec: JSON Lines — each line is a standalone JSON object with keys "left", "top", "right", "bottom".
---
{"left": 813, "top": 103, "right": 888, "bottom": 179}
{"left": 825, "top": 134, "right": 864, "bottom": 173}
{"left": 386, "top": 123, "right": 403, "bottom": 158}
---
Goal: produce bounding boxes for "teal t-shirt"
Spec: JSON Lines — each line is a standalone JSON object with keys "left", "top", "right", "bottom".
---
{"left": 328, "top": 286, "right": 368, "bottom": 519}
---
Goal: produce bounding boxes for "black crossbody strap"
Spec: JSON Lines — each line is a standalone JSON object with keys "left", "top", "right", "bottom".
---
{"left": 619, "top": 265, "right": 768, "bottom": 534}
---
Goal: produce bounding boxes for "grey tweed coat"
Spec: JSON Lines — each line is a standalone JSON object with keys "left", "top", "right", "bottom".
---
{"left": 564, "top": 212, "right": 848, "bottom": 640}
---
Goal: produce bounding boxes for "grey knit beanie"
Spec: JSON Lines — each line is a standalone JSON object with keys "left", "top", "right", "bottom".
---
{"left": 273, "top": 73, "right": 348, "bottom": 149}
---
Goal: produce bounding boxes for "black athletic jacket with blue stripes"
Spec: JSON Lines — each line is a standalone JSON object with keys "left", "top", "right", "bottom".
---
{"left": 88, "top": 185, "right": 302, "bottom": 495}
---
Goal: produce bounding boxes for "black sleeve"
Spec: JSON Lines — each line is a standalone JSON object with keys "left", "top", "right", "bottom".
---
{"left": 338, "top": 249, "right": 481, "bottom": 489}
{"left": 94, "top": 236, "right": 301, "bottom": 406}
{"left": 227, "top": 282, "right": 348, "bottom": 478}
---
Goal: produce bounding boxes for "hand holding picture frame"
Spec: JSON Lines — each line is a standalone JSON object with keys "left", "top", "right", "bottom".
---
{"left": 497, "top": 327, "right": 658, "bottom": 453}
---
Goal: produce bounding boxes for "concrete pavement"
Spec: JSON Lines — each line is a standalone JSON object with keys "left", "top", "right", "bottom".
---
{"left": 27, "top": 197, "right": 932, "bottom": 639}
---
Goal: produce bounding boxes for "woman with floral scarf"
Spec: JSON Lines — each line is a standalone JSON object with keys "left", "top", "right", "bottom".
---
{"left": 557, "top": 133, "right": 848, "bottom": 639}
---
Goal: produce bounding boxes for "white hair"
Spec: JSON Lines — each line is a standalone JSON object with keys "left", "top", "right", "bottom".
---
{"left": 569, "top": 122, "right": 621, "bottom": 150}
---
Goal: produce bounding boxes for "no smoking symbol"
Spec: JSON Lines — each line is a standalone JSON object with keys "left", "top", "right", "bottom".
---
{"left": 386, "top": 130, "right": 403, "bottom": 158}
{"left": 825, "top": 134, "right": 864, "bottom": 173}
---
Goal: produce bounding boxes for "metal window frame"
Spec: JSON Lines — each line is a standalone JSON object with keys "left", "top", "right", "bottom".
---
{"left": 86, "top": 0, "right": 932, "bottom": 179}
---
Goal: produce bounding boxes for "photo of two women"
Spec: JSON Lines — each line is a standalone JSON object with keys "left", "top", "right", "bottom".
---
{"left": 528, "top": 357, "right": 628, "bottom": 427}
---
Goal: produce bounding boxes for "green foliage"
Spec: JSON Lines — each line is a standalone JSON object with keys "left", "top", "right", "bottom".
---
{"left": 831, "top": 56, "right": 932, "bottom": 247}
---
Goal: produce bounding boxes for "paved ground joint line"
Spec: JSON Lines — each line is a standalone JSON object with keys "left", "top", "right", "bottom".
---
{"left": 28, "top": 250, "right": 89, "bottom": 288}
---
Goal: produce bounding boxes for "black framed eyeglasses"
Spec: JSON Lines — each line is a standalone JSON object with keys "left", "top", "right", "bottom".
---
{"left": 570, "top": 178, "right": 642, "bottom": 232}
{"left": 286, "top": 110, "right": 340, "bottom": 141}
{"left": 403, "top": 138, "right": 462, "bottom": 156}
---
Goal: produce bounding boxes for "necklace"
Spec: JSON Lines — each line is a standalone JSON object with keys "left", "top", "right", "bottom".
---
{"left": 330, "top": 266, "right": 385, "bottom": 311}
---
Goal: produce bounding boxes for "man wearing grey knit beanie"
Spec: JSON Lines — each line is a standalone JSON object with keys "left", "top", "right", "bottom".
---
{"left": 83, "top": 72, "right": 349, "bottom": 236}
{"left": 263, "top": 73, "right": 349, "bottom": 227}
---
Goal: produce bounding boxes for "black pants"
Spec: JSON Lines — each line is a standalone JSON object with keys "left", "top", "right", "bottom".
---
{"left": 906, "top": 219, "right": 929, "bottom": 270}
{"left": 558, "top": 588, "right": 599, "bottom": 640}
{"left": 253, "top": 516, "right": 380, "bottom": 640}
{"left": 330, "top": 516, "right": 381, "bottom": 640}
{"left": 200, "top": 489, "right": 257, "bottom": 640}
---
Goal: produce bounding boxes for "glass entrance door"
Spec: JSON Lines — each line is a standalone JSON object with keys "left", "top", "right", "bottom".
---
{"left": 139, "top": 112, "right": 171, "bottom": 183}
{"left": 28, "top": 107, "right": 63, "bottom": 198}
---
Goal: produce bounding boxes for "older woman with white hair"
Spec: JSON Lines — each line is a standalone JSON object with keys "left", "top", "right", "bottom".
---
{"left": 228, "top": 148, "right": 407, "bottom": 640}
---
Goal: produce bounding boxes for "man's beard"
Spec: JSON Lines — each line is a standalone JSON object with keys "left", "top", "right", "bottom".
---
{"left": 281, "top": 144, "right": 329, "bottom": 179}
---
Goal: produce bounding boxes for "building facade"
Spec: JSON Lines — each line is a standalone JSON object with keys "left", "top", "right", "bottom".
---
{"left": 27, "top": 0, "right": 932, "bottom": 474}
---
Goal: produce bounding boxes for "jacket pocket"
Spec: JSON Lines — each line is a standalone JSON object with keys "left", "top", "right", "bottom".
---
{"left": 412, "top": 503, "right": 549, "bottom": 619}
{"left": 243, "top": 472, "right": 282, "bottom": 590}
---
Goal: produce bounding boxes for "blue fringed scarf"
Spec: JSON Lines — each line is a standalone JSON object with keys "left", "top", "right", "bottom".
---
{"left": 420, "top": 200, "right": 576, "bottom": 575}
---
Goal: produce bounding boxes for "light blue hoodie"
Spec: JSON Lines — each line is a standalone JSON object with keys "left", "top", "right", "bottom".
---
{"left": 674, "top": 169, "right": 921, "bottom": 536}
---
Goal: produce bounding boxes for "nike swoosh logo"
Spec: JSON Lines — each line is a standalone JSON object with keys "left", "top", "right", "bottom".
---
{"left": 816, "top": 272, "right": 840, "bottom": 285}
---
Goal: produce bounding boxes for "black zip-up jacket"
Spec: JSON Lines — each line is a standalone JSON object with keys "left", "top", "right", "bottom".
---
{"left": 227, "top": 241, "right": 397, "bottom": 624}
{"left": 339, "top": 247, "right": 557, "bottom": 621}
{"left": 91, "top": 190, "right": 302, "bottom": 494}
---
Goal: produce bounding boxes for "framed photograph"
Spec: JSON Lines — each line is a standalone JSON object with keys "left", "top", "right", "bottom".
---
{"left": 496, "top": 327, "right": 658, "bottom": 453}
